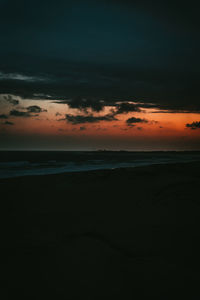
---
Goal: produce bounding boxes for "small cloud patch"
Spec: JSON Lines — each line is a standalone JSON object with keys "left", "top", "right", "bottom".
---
{"left": 4, "top": 121, "right": 14, "bottom": 125}
{"left": 65, "top": 113, "right": 117, "bottom": 124}
{"left": 115, "top": 102, "right": 141, "bottom": 114}
{"left": 186, "top": 121, "right": 200, "bottom": 130}
{"left": 126, "top": 117, "right": 148, "bottom": 126}
{"left": 27, "top": 105, "right": 47, "bottom": 113}
{"left": 10, "top": 110, "right": 30, "bottom": 117}
{"left": 10, "top": 105, "right": 47, "bottom": 118}
{"left": 0, "top": 114, "right": 8, "bottom": 119}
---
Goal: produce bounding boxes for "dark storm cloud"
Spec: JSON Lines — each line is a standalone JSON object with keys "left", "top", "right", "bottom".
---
{"left": 126, "top": 117, "right": 148, "bottom": 126}
{"left": 65, "top": 113, "right": 117, "bottom": 124}
{"left": 0, "top": 114, "right": 8, "bottom": 119}
{"left": 186, "top": 122, "right": 200, "bottom": 130}
{"left": 0, "top": 0, "right": 199, "bottom": 113}
{"left": 1, "top": 62, "right": 199, "bottom": 113}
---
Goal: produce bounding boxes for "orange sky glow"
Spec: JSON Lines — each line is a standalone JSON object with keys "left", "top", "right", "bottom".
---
{"left": 1, "top": 96, "right": 200, "bottom": 150}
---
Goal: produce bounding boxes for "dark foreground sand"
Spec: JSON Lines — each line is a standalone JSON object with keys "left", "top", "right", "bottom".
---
{"left": 1, "top": 162, "right": 200, "bottom": 299}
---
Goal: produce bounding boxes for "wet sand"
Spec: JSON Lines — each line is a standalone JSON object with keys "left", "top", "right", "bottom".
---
{"left": 1, "top": 162, "right": 200, "bottom": 299}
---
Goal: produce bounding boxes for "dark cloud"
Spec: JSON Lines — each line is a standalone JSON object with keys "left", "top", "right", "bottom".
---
{"left": 4, "top": 121, "right": 14, "bottom": 126}
{"left": 152, "top": 109, "right": 200, "bottom": 114}
{"left": 0, "top": 114, "right": 8, "bottom": 119}
{"left": 27, "top": 105, "right": 42, "bottom": 113}
{"left": 115, "top": 102, "right": 141, "bottom": 114}
{"left": 186, "top": 122, "right": 200, "bottom": 130}
{"left": 126, "top": 117, "right": 148, "bottom": 126}
{"left": 55, "top": 99, "right": 142, "bottom": 115}
{"left": 10, "top": 105, "right": 47, "bottom": 117}
{"left": 0, "top": 0, "right": 199, "bottom": 117}
{"left": 65, "top": 113, "right": 117, "bottom": 124}
{"left": 27, "top": 105, "right": 47, "bottom": 113}
{"left": 1, "top": 62, "right": 199, "bottom": 114}
{"left": 10, "top": 110, "right": 31, "bottom": 117}
{"left": 58, "top": 97, "right": 105, "bottom": 112}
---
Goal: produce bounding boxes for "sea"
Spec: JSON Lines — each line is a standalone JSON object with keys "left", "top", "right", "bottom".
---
{"left": 0, "top": 150, "right": 200, "bottom": 179}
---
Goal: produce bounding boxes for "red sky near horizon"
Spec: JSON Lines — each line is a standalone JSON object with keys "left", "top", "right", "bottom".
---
{"left": 0, "top": 94, "right": 200, "bottom": 151}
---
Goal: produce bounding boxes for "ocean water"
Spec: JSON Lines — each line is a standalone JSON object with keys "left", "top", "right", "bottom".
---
{"left": 0, "top": 151, "right": 200, "bottom": 179}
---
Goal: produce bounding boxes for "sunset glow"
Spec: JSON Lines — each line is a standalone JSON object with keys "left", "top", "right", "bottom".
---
{"left": 0, "top": 0, "right": 199, "bottom": 151}
{"left": 1, "top": 95, "right": 200, "bottom": 150}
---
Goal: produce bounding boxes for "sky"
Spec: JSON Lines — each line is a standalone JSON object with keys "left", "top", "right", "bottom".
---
{"left": 0, "top": 0, "right": 200, "bottom": 150}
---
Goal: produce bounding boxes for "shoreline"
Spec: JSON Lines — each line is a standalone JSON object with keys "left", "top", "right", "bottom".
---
{"left": 1, "top": 159, "right": 200, "bottom": 181}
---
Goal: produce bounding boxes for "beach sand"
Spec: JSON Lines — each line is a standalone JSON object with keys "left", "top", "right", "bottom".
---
{"left": 1, "top": 162, "right": 200, "bottom": 299}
